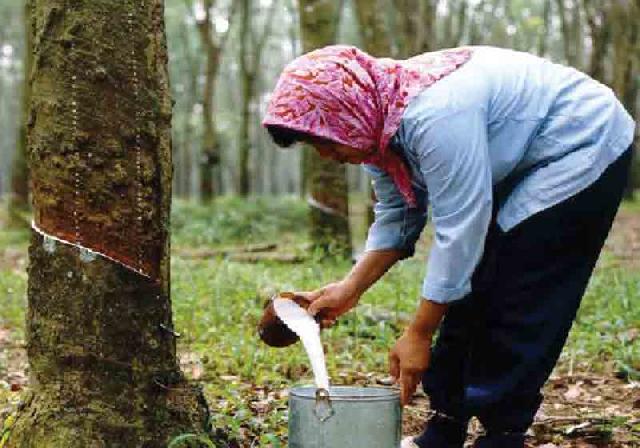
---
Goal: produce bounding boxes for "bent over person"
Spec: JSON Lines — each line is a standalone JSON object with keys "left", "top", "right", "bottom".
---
{"left": 262, "top": 45, "right": 636, "bottom": 448}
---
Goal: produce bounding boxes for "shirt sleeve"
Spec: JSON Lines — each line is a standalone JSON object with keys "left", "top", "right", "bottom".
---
{"left": 363, "top": 164, "right": 428, "bottom": 258}
{"left": 410, "top": 107, "right": 493, "bottom": 303}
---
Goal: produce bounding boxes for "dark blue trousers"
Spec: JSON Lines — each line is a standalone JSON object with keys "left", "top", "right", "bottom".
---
{"left": 415, "top": 147, "right": 632, "bottom": 448}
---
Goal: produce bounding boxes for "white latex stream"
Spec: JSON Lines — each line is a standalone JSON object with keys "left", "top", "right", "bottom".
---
{"left": 273, "top": 298, "right": 330, "bottom": 390}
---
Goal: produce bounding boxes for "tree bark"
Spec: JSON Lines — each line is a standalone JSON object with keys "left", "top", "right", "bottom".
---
{"left": 8, "top": 0, "right": 32, "bottom": 228}
{"left": 4, "top": 1, "right": 210, "bottom": 446}
{"left": 298, "top": 0, "right": 352, "bottom": 257}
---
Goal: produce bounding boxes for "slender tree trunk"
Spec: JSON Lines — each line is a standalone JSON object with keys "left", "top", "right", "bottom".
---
{"left": 238, "top": 0, "right": 253, "bottom": 196}
{"left": 450, "top": 0, "right": 468, "bottom": 47}
{"left": 353, "top": 0, "right": 391, "bottom": 228}
{"left": 182, "top": 14, "right": 201, "bottom": 200}
{"left": 353, "top": 0, "right": 391, "bottom": 57}
{"left": 395, "top": 0, "right": 422, "bottom": 57}
{"left": 556, "top": 0, "right": 580, "bottom": 66}
{"left": 393, "top": 0, "right": 435, "bottom": 54}
{"left": 582, "top": 0, "right": 610, "bottom": 83}
{"left": 537, "top": 0, "right": 552, "bottom": 56}
{"left": 197, "top": 0, "right": 222, "bottom": 202}
{"left": 8, "top": 0, "right": 32, "bottom": 228}
{"left": 468, "top": 0, "right": 488, "bottom": 45}
{"left": 4, "top": 2, "right": 211, "bottom": 446}
{"left": 174, "top": 18, "right": 196, "bottom": 199}
{"left": 238, "top": 0, "right": 276, "bottom": 197}
{"left": 610, "top": 0, "right": 640, "bottom": 196}
{"left": 570, "top": 0, "right": 584, "bottom": 69}
{"left": 419, "top": 0, "right": 437, "bottom": 52}
{"left": 298, "top": 0, "right": 352, "bottom": 257}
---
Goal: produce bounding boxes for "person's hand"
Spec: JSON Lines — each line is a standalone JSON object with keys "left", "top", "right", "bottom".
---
{"left": 389, "top": 327, "right": 433, "bottom": 406}
{"left": 296, "top": 280, "right": 361, "bottom": 328}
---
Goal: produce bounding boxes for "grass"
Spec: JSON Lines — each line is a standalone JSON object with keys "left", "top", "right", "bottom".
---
{"left": 1, "top": 195, "right": 639, "bottom": 445}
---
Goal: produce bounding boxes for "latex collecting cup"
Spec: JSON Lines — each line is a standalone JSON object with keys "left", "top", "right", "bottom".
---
{"left": 258, "top": 292, "right": 313, "bottom": 348}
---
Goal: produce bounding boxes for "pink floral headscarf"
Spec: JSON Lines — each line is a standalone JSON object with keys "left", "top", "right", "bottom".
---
{"left": 262, "top": 45, "right": 472, "bottom": 207}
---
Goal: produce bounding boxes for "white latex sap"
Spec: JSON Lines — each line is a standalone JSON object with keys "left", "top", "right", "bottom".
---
{"left": 273, "top": 298, "right": 330, "bottom": 390}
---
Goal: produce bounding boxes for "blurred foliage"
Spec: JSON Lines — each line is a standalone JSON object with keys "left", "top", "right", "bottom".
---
{"left": 172, "top": 196, "right": 309, "bottom": 246}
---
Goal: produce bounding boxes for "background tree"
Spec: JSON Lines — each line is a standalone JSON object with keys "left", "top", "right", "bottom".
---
{"left": 353, "top": 0, "right": 392, "bottom": 228}
{"left": 238, "top": 0, "right": 278, "bottom": 197}
{"left": 195, "top": 0, "right": 234, "bottom": 202}
{"left": 609, "top": 0, "right": 640, "bottom": 195}
{"left": 4, "top": 1, "right": 210, "bottom": 446}
{"left": 172, "top": 7, "right": 202, "bottom": 198}
{"left": 582, "top": 0, "right": 611, "bottom": 82}
{"left": 7, "top": 0, "right": 31, "bottom": 228}
{"left": 298, "top": 0, "right": 352, "bottom": 257}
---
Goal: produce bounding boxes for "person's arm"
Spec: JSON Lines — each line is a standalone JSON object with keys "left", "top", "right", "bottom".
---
{"left": 416, "top": 107, "right": 493, "bottom": 304}
{"left": 303, "top": 165, "right": 428, "bottom": 324}
{"left": 306, "top": 249, "right": 406, "bottom": 325}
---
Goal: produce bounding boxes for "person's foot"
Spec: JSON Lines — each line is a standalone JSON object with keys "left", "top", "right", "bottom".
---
{"left": 400, "top": 436, "right": 419, "bottom": 448}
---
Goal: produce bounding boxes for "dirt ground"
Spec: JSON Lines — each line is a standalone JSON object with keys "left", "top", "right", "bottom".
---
{"left": 1, "top": 209, "right": 639, "bottom": 446}
{"left": 402, "top": 373, "right": 639, "bottom": 447}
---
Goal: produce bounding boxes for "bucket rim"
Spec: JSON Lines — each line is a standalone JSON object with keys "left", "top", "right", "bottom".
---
{"left": 289, "top": 385, "right": 400, "bottom": 402}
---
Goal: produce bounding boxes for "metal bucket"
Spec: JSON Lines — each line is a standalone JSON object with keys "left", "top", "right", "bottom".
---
{"left": 288, "top": 386, "right": 402, "bottom": 448}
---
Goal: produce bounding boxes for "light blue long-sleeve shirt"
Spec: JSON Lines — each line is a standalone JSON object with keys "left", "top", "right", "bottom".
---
{"left": 364, "top": 46, "right": 636, "bottom": 304}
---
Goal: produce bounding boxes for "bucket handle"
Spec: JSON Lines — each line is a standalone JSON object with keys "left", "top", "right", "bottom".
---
{"left": 313, "top": 388, "right": 334, "bottom": 423}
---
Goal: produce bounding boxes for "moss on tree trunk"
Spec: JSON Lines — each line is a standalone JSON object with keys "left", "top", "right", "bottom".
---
{"left": 4, "top": 1, "right": 211, "bottom": 446}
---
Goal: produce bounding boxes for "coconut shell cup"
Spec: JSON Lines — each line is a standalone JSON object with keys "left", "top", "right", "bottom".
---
{"left": 258, "top": 292, "right": 320, "bottom": 348}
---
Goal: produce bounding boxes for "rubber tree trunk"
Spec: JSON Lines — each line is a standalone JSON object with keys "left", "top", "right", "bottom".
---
{"left": 238, "top": 0, "right": 276, "bottom": 197}
{"left": 353, "top": 0, "right": 391, "bottom": 229}
{"left": 8, "top": 0, "right": 32, "bottom": 228}
{"left": 197, "top": 0, "right": 222, "bottom": 202}
{"left": 582, "top": 0, "right": 610, "bottom": 83}
{"left": 238, "top": 0, "right": 254, "bottom": 197}
{"left": 610, "top": 0, "right": 640, "bottom": 197}
{"left": 298, "top": 0, "right": 352, "bottom": 258}
{"left": 178, "top": 16, "right": 200, "bottom": 199}
{"left": 537, "top": 0, "right": 552, "bottom": 57}
{"left": 394, "top": 0, "right": 436, "bottom": 57}
{"left": 556, "top": 0, "right": 582, "bottom": 67}
{"left": 3, "top": 1, "right": 210, "bottom": 447}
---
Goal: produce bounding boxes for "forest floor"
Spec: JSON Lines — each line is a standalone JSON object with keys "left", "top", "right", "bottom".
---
{"left": 0, "top": 196, "right": 638, "bottom": 447}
